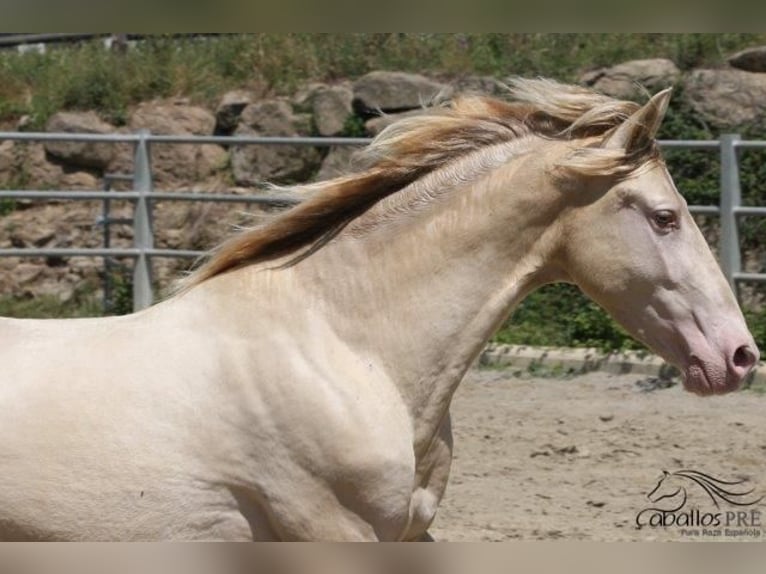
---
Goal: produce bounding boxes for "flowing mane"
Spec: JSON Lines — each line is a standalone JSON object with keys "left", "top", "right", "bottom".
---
{"left": 180, "top": 77, "right": 653, "bottom": 289}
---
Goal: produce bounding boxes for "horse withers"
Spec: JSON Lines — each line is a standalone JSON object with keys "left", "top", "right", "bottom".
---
{"left": 0, "top": 78, "right": 758, "bottom": 540}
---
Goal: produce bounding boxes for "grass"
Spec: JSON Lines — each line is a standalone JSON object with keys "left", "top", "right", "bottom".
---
{"left": 0, "top": 290, "right": 102, "bottom": 319}
{"left": 0, "top": 198, "right": 16, "bottom": 215}
{"left": 2, "top": 34, "right": 766, "bottom": 130}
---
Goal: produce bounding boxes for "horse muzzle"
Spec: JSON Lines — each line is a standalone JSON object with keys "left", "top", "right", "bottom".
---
{"left": 682, "top": 341, "right": 759, "bottom": 396}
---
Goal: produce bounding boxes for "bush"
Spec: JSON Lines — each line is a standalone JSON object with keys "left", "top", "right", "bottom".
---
{"left": 495, "top": 284, "right": 644, "bottom": 353}
{"left": 0, "top": 287, "right": 102, "bottom": 318}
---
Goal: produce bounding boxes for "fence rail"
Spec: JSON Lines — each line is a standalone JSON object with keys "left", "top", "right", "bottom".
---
{"left": 0, "top": 131, "right": 764, "bottom": 312}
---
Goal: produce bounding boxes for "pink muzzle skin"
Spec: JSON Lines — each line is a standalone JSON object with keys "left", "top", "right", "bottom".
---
{"left": 682, "top": 342, "right": 759, "bottom": 396}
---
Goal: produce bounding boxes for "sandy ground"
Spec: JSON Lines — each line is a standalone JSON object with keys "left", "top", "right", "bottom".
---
{"left": 430, "top": 368, "right": 765, "bottom": 542}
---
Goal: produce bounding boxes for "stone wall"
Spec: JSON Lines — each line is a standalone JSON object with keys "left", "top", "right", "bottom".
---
{"left": 2, "top": 48, "right": 766, "bottom": 305}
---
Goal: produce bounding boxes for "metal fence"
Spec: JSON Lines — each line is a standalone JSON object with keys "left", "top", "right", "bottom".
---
{"left": 663, "top": 135, "right": 766, "bottom": 292}
{"left": 0, "top": 131, "right": 764, "bottom": 312}
{"left": 0, "top": 131, "right": 367, "bottom": 312}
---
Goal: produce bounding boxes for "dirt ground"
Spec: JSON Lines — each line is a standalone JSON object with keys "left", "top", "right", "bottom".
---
{"left": 430, "top": 368, "right": 766, "bottom": 542}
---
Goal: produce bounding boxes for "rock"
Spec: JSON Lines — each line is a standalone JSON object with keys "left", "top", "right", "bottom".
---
{"left": 230, "top": 99, "right": 322, "bottom": 185}
{"left": 19, "top": 143, "right": 64, "bottom": 189}
{"left": 315, "top": 146, "right": 360, "bottom": 181}
{"left": 685, "top": 69, "right": 766, "bottom": 127}
{"left": 293, "top": 82, "right": 352, "bottom": 127}
{"left": 3, "top": 205, "right": 74, "bottom": 249}
{"left": 0, "top": 140, "right": 15, "bottom": 185}
{"left": 728, "top": 46, "right": 766, "bottom": 73}
{"left": 364, "top": 108, "right": 431, "bottom": 136}
{"left": 34, "top": 272, "right": 79, "bottom": 302}
{"left": 14, "top": 263, "right": 44, "bottom": 285}
{"left": 44, "top": 111, "right": 117, "bottom": 169}
{"left": 635, "top": 376, "right": 677, "bottom": 392}
{"left": 131, "top": 100, "right": 215, "bottom": 135}
{"left": 453, "top": 75, "right": 508, "bottom": 97}
{"left": 352, "top": 71, "right": 450, "bottom": 116}
{"left": 108, "top": 100, "right": 225, "bottom": 186}
{"left": 292, "top": 83, "right": 321, "bottom": 113}
{"left": 16, "top": 115, "right": 32, "bottom": 131}
{"left": 215, "top": 90, "right": 252, "bottom": 134}
{"left": 238, "top": 99, "right": 312, "bottom": 135}
{"left": 197, "top": 144, "right": 229, "bottom": 175}
{"left": 60, "top": 171, "right": 100, "bottom": 190}
{"left": 310, "top": 85, "right": 353, "bottom": 137}
{"left": 579, "top": 59, "right": 681, "bottom": 99}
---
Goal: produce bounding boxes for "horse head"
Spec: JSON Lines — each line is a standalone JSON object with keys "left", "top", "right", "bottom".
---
{"left": 647, "top": 470, "right": 685, "bottom": 504}
{"left": 557, "top": 89, "right": 759, "bottom": 395}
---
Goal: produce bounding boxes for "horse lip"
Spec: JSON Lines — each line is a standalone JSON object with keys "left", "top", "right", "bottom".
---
{"left": 682, "top": 370, "right": 714, "bottom": 396}
{"left": 682, "top": 362, "right": 713, "bottom": 396}
{"left": 681, "top": 355, "right": 738, "bottom": 396}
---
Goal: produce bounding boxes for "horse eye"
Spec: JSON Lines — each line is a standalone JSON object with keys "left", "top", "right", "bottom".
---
{"left": 652, "top": 210, "right": 677, "bottom": 230}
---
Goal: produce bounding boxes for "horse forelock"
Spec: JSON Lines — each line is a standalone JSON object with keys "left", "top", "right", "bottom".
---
{"left": 179, "top": 78, "right": 656, "bottom": 290}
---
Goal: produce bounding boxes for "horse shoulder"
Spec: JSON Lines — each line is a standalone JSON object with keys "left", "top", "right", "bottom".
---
{"left": 210, "top": 325, "right": 420, "bottom": 540}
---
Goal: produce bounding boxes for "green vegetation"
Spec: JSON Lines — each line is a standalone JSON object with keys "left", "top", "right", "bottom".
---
{"left": 340, "top": 114, "right": 367, "bottom": 138}
{"left": 0, "top": 198, "right": 16, "bottom": 216}
{"left": 1, "top": 34, "right": 766, "bottom": 130}
{"left": 103, "top": 264, "right": 135, "bottom": 316}
{"left": 0, "top": 286, "right": 102, "bottom": 318}
{"left": 495, "top": 284, "right": 644, "bottom": 352}
{"left": 0, "top": 265, "right": 135, "bottom": 319}
{"left": 0, "top": 34, "right": 764, "bottom": 352}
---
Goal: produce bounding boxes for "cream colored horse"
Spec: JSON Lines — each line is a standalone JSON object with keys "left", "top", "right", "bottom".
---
{"left": 0, "top": 79, "right": 758, "bottom": 541}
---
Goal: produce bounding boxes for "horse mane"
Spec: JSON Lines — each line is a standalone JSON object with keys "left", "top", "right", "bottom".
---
{"left": 671, "top": 470, "right": 763, "bottom": 507}
{"left": 179, "top": 77, "right": 651, "bottom": 289}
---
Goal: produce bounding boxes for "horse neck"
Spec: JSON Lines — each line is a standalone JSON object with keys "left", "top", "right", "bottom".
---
{"left": 293, "top": 140, "right": 569, "bottom": 452}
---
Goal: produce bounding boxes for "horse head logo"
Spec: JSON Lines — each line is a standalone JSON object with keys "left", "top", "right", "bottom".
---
{"left": 635, "top": 468, "right": 763, "bottom": 530}
{"left": 647, "top": 469, "right": 762, "bottom": 510}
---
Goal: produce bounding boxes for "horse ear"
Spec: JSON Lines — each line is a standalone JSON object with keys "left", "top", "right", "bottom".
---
{"left": 602, "top": 88, "right": 672, "bottom": 152}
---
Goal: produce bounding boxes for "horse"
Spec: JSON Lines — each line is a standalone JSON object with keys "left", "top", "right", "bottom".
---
{"left": 0, "top": 78, "right": 759, "bottom": 541}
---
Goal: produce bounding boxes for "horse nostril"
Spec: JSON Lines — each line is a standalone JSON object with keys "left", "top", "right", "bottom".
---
{"left": 732, "top": 345, "right": 757, "bottom": 372}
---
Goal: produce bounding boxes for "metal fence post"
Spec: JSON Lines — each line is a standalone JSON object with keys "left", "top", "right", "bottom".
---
{"left": 101, "top": 176, "right": 114, "bottom": 313}
{"left": 719, "top": 134, "right": 742, "bottom": 296}
{"left": 132, "top": 130, "right": 154, "bottom": 312}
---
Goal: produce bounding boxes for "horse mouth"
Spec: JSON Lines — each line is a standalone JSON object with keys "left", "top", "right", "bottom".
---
{"left": 682, "top": 358, "right": 739, "bottom": 396}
